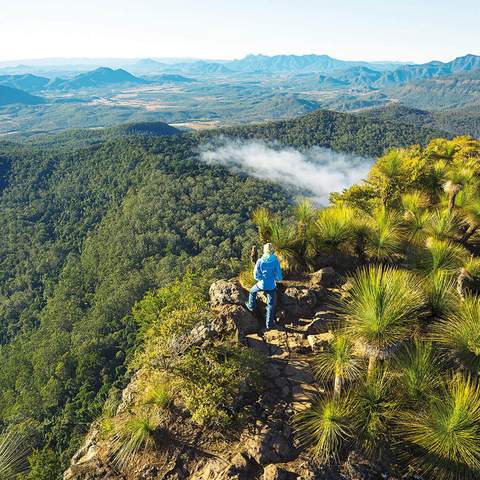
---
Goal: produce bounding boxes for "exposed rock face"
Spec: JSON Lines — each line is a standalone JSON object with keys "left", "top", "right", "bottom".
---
{"left": 262, "top": 464, "right": 292, "bottom": 480}
{"left": 281, "top": 287, "right": 317, "bottom": 318}
{"left": 63, "top": 425, "right": 109, "bottom": 480}
{"left": 311, "top": 267, "right": 339, "bottom": 288}
{"left": 307, "top": 331, "right": 334, "bottom": 351}
{"left": 65, "top": 270, "right": 404, "bottom": 480}
{"left": 209, "top": 279, "right": 247, "bottom": 307}
{"left": 215, "top": 303, "right": 259, "bottom": 337}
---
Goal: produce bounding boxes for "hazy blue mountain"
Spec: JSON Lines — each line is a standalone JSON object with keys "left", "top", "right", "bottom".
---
{"left": 377, "top": 54, "right": 480, "bottom": 86}
{"left": 0, "top": 73, "right": 50, "bottom": 92}
{"left": 337, "top": 66, "right": 383, "bottom": 87}
{"left": 225, "top": 54, "right": 405, "bottom": 73}
{"left": 383, "top": 69, "right": 480, "bottom": 109}
{"left": 0, "top": 85, "right": 45, "bottom": 106}
{"left": 145, "top": 73, "right": 197, "bottom": 83}
{"left": 189, "top": 61, "right": 233, "bottom": 74}
{"left": 47, "top": 67, "right": 147, "bottom": 90}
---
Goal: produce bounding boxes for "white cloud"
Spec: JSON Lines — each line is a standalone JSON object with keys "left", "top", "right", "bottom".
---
{"left": 200, "top": 139, "right": 372, "bottom": 204}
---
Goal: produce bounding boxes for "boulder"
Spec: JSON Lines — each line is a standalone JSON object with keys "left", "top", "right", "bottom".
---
{"left": 311, "top": 267, "right": 338, "bottom": 288}
{"left": 216, "top": 304, "right": 259, "bottom": 337}
{"left": 340, "top": 451, "right": 386, "bottom": 480}
{"left": 244, "top": 334, "right": 270, "bottom": 355}
{"left": 262, "top": 464, "right": 292, "bottom": 480}
{"left": 307, "top": 310, "right": 337, "bottom": 334}
{"left": 307, "top": 332, "right": 334, "bottom": 351}
{"left": 281, "top": 287, "right": 317, "bottom": 318}
{"left": 244, "top": 422, "right": 297, "bottom": 465}
{"left": 209, "top": 279, "right": 247, "bottom": 307}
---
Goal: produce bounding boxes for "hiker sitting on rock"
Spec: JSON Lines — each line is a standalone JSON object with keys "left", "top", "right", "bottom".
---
{"left": 245, "top": 243, "right": 282, "bottom": 330}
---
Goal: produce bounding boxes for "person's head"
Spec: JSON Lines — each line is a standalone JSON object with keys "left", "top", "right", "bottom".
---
{"left": 263, "top": 242, "right": 274, "bottom": 255}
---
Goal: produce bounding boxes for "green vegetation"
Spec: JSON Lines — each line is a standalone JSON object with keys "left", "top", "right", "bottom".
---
{"left": 247, "top": 135, "right": 480, "bottom": 477}
{"left": 0, "top": 130, "right": 288, "bottom": 477}
{"left": 249, "top": 135, "right": 480, "bottom": 479}
{"left": 0, "top": 102, "right": 476, "bottom": 478}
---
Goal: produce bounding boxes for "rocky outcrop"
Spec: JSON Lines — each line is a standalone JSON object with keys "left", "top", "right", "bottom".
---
{"left": 209, "top": 278, "right": 247, "bottom": 307}
{"left": 215, "top": 303, "right": 259, "bottom": 337}
{"left": 65, "top": 267, "right": 405, "bottom": 480}
{"left": 281, "top": 286, "right": 318, "bottom": 318}
{"left": 310, "top": 267, "right": 339, "bottom": 288}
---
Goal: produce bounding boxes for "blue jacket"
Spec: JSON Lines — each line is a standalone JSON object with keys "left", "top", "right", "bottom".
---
{"left": 254, "top": 253, "right": 282, "bottom": 291}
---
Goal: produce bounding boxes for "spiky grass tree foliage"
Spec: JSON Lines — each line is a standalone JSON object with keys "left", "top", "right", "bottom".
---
{"left": 431, "top": 295, "right": 480, "bottom": 371}
{"left": 394, "top": 340, "right": 441, "bottom": 404}
{"left": 313, "top": 205, "right": 356, "bottom": 256}
{"left": 339, "top": 266, "right": 424, "bottom": 377}
{"left": 424, "top": 208, "right": 463, "bottom": 241}
{"left": 423, "top": 271, "right": 458, "bottom": 319}
{"left": 364, "top": 206, "right": 403, "bottom": 262}
{"left": 144, "top": 381, "right": 171, "bottom": 408}
{"left": 443, "top": 167, "right": 473, "bottom": 212}
{"left": 415, "top": 238, "right": 468, "bottom": 276}
{"left": 399, "top": 374, "right": 480, "bottom": 480}
{"left": 401, "top": 191, "right": 431, "bottom": 246}
{"left": 294, "top": 198, "right": 317, "bottom": 265}
{"left": 110, "top": 413, "right": 157, "bottom": 471}
{"left": 251, "top": 207, "right": 273, "bottom": 243}
{"left": 269, "top": 218, "right": 302, "bottom": 272}
{"left": 313, "top": 333, "right": 363, "bottom": 397}
{"left": 0, "top": 430, "right": 29, "bottom": 479}
{"left": 296, "top": 394, "right": 355, "bottom": 464}
{"left": 354, "top": 369, "right": 397, "bottom": 459}
{"left": 461, "top": 197, "right": 480, "bottom": 242}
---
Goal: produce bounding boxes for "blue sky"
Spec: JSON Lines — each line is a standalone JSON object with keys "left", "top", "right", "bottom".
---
{"left": 0, "top": 0, "right": 478, "bottom": 62}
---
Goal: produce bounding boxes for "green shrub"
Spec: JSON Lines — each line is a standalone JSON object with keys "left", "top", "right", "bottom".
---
{"left": 170, "top": 345, "right": 264, "bottom": 426}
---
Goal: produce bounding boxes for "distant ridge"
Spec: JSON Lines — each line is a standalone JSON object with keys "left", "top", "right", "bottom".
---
{"left": 48, "top": 67, "right": 147, "bottom": 90}
{"left": 0, "top": 73, "right": 50, "bottom": 92}
{"left": 112, "top": 121, "right": 180, "bottom": 136}
{"left": 376, "top": 54, "right": 480, "bottom": 86}
{"left": 0, "top": 85, "right": 44, "bottom": 106}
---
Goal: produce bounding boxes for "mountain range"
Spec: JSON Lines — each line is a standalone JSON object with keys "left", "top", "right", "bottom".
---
{"left": 0, "top": 85, "right": 44, "bottom": 106}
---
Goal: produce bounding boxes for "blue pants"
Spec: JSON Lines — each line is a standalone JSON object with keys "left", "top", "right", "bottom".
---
{"left": 246, "top": 284, "right": 276, "bottom": 329}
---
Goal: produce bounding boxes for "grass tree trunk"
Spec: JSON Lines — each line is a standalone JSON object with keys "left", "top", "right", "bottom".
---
{"left": 462, "top": 225, "right": 477, "bottom": 243}
{"left": 457, "top": 267, "right": 470, "bottom": 300}
{"left": 367, "top": 355, "right": 376, "bottom": 379}
{"left": 448, "top": 191, "right": 459, "bottom": 212}
{"left": 333, "top": 373, "right": 342, "bottom": 397}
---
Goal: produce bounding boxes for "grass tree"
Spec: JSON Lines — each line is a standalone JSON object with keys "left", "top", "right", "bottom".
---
{"left": 313, "top": 333, "right": 363, "bottom": 397}
{"left": 443, "top": 167, "right": 473, "bottom": 212}
{"left": 364, "top": 206, "right": 403, "bottom": 262}
{"left": 269, "top": 218, "right": 302, "bottom": 272}
{"left": 431, "top": 295, "right": 480, "bottom": 371}
{"left": 460, "top": 197, "right": 480, "bottom": 243}
{"left": 293, "top": 198, "right": 317, "bottom": 268}
{"left": 296, "top": 394, "right": 355, "bottom": 463}
{"left": 415, "top": 238, "right": 468, "bottom": 276}
{"left": 354, "top": 369, "right": 397, "bottom": 458}
{"left": 0, "top": 430, "right": 29, "bottom": 480}
{"left": 394, "top": 340, "right": 441, "bottom": 404}
{"left": 313, "top": 205, "right": 356, "bottom": 256}
{"left": 399, "top": 374, "right": 480, "bottom": 480}
{"left": 109, "top": 413, "right": 157, "bottom": 471}
{"left": 251, "top": 207, "right": 273, "bottom": 243}
{"left": 339, "top": 265, "right": 424, "bottom": 377}
{"left": 401, "top": 191, "right": 431, "bottom": 246}
{"left": 424, "top": 208, "right": 462, "bottom": 241}
{"left": 423, "top": 271, "right": 458, "bottom": 319}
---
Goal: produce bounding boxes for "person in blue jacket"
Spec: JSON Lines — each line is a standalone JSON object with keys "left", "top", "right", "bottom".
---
{"left": 245, "top": 242, "right": 283, "bottom": 330}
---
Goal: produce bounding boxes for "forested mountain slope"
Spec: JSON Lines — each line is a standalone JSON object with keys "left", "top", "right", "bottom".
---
{"left": 0, "top": 107, "right": 455, "bottom": 478}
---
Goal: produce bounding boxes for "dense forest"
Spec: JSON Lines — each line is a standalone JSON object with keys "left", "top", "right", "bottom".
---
{"left": 0, "top": 108, "right": 464, "bottom": 478}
